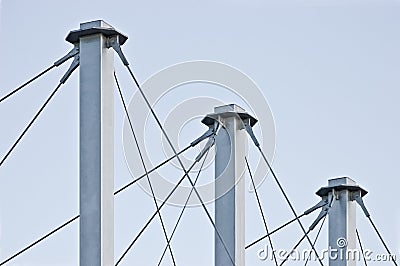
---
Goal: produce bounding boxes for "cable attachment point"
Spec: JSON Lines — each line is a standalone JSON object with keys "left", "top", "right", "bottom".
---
{"left": 244, "top": 121, "right": 260, "bottom": 147}
{"left": 60, "top": 52, "right": 80, "bottom": 84}
{"left": 304, "top": 198, "right": 328, "bottom": 216}
{"left": 195, "top": 136, "right": 215, "bottom": 162}
{"left": 54, "top": 44, "right": 80, "bottom": 67}
{"left": 107, "top": 36, "right": 129, "bottom": 66}
{"left": 191, "top": 121, "right": 219, "bottom": 147}
{"left": 351, "top": 191, "right": 370, "bottom": 218}
{"left": 194, "top": 121, "right": 219, "bottom": 162}
{"left": 309, "top": 192, "right": 334, "bottom": 230}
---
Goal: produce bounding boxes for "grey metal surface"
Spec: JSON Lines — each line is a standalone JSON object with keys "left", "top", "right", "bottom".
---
{"left": 210, "top": 104, "right": 256, "bottom": 266}
{"left": 71, "top": 20, "right": 118, "bottom": 266}
{"left": 316, "top": 177, "right": 366, "bottom": 266}
{"left": 66, "top": 20, "right": 128, "bottom": 45}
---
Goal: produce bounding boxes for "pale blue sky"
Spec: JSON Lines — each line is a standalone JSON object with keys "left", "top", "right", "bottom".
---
{"left": 0, "top": 0, "right": 399, "bottom": 265}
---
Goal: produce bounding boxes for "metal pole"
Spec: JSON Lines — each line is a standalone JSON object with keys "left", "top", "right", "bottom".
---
{"left": 202, "top": 104, "right": 257, "bottom": 266}
{"left": 316, "top": 177, "right": 367, "bottom": 266}
{"left": 66, "top": 20, "right": 127, "bottom": 266}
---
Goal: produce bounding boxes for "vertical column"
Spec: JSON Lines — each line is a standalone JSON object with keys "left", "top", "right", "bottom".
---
{"left": 66, "top": 20, "right": 127, "bottom": 266}
{"left": 79, "top": 20, "right": 114, "bottom": 266}
{"left": 203, "top": 104, "right": 257, "bottom": 266}
{"left": 316, "top": 177, "right": 367, "bottom": 266}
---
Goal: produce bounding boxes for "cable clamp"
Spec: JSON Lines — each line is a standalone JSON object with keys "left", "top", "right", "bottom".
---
{"left": 304, "top": 198, "right": 328, "bottom": 216}
{"left": 195, "top": 137, "right": 215, "bottom": 162}
{"left": 244, "top": 121, "right": 260, "bottom": 147}
{"left": 351, "top": 191, "right": 370, "bottom": 217}
{"left": 309, "top": 192, "right": 334, "bottom": 230}
{"left": 107, "top": 36, "right": 129, "bottom": 66}
{"left": 191, "top": 121, "right": 219, "bottom": 147}
{"left": 60, "top": 52, "right": 80, "bottom": 84}
{"left": 54, "top": 44, "right": 79, "bottom": 67}
{"left": 194, "top": 121, "right": 219, "bottom": 162}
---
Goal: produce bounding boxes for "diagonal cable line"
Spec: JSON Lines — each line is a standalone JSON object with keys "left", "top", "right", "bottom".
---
{"left": 245, "top": 201, "right": 324, "bottom": 250}
{"left": 115, "top": 147, "right": 210, "bottom": 266}
{"left": 114, "top": 71, "right": 176, "bottom": 265}
{"left": 0, "top": 82, "right": 62, "bottom": 167}
{"left": 246, "top": 213, "right": 307, "bottom": 250}
{"left": 0, "top": 63, "right": 80, "bottom": 265}
{"left": 304, "top": 215, "right": 327, "bottom": 266}
{"left": 282, "top": 196, "right": 333, "bottom": 266}
{"left": 244, "top": 122, "right": 324, "bottom": 265}
{"left": 0, "top": 46, "right": 79, "bottom": 104}
{"left": 280, "top": 228, "right": 312, "bottom": 266}
{"left": 355, "top": 193, "right": 397, "bottom": 265}
{"left": 304, "top": 193, "right": 335, "bottom": 266}
{"left": 255, "top": 145, "right": 324, "bottom": 266}
{"left": 0, "top": 65, "right": 55, "bottom": 103}
{"left": 283, "top": 196, "right": 335, "bottom": 266}
{"left": 113, "top": 144, "right": 191, "bottom": 195}
{"left": 356, "top": 228, "right": 368, "bottom": 266}
{"left": 0, "top": 47, "right": 79, "bottom": 168}
{"left": 0, "top": 215, "right": 79, "bottom": 266}
{"left": 123, "top": 63, "right": 200, "bottom": 189}
{"left": 115, "top": 46, "right": 225, "bottom": 263}
{"left": 0, "top": 138, "right": 201, "bottom": 265}
{"left": 191, "top": 182, "right": 236, "bottom": 266}
{"left": 158, "top": 142, "right": 212, "bottom": 266}
{"left": 120, "top": 57, "right": 235, "bottom": 265}
{"left": 245, "top": 156, "right": 278, "bottom": 266}
{"left": 116, "top": 144, "right": 235, "bottom": 265}
{"left": 367, "top": 216, "right": 397, "bottom": 266}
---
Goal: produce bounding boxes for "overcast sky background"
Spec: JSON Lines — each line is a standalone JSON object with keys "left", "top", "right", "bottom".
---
{"left": 0, "top": 0, "right": 399, "bottom": 265}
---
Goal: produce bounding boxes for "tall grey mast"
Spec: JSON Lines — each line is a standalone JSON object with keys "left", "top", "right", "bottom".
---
{"left": 66, "top": 20, "right": 127, "bottom": 266}
{"left": 203, "top": 104, "right": 257, "bottom": 266}
{"left": 316, "top": 177, "right": 367, "bottom": 266}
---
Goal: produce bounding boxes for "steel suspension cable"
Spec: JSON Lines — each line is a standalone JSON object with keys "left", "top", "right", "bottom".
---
{"left": 245, "top": 157, "right": 278, "bottom": 266}
{"left": 0, "top": 50, "right": 208, "bottom": 265}
{"left": 114, "top": 72, "right": 176, "bottom": 265}
{"left": 115, "top": 149, "right": 208, "bottom": 266}
{"left": 0, "top": 82, "right": 63, "bottom": 167}
{"left": 304, "top": 215, "right": 327, "bottom": 266}
{"left": 0, "top": 215, "right": 79, "bottom": 266}
{"left": 246, "top": 213, "right": 306, "bottom": 250}
{"left": 245, "top": 201, "right": 325, "bottom": 250}
{"left": 244, "top": 124, "right": 324, "bottom": 264}
{"left": 0, "top": 65, "right": 55, "bottom": 103}
{"left": 356, "top": 229, "right": 368, "bottom": 266}
{"left": 367, "top": 216, "right": 397, "bottom": 266}
{"left": 0, "top": 62, "right": 80, "bottom": 264}
{"left": 113, "top": 145, "right": 191, "bottom": 195}
{"left": 280, "top": 228, "right": 312, "bottom": 266}
{"left": 158, "top": 143, "right": 212, "bottom": 266}
{"left": 255, "top": 145, "right": 324, "bottom": 266}
{"left": 116, "top": 144, "right": 235, "bottom": 264}
{"left": 304, "top": 193, "right": 335, "bottom": 266}
{"left": 182, "top": 173, "right": 236, "bottom": 265}
{"left": 0, "top": 46, "right": 78, "bottom": 103}
{"left": 121, "top": 59, "right": 235, "bottom": 265}
{"left": 1, "top": 144, "right": 197, "bottom": 265}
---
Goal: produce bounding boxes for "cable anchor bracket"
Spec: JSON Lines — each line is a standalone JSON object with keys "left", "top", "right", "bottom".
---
{"left": 351, "top": 190, "right": 370, "bottom": 218}
{"left": 194, "top": 121, "right": 219, "bottom": 162}
{"left": 107, "top": 36, "right": 129, "bottom": 66}
{"left": 54, "top": 44, "right": 80, "bottom": 67}
{"left": 308, "top": 191, "right": 334, "bottom": 231}
{"left": 191, "top": 120, "right": 219, "bottom": 147}
{"left": 59, "top": 51, "right": 80, "bottom": 84}
{"left": 244, "top": 120, "right": 260, "bottom": 147}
